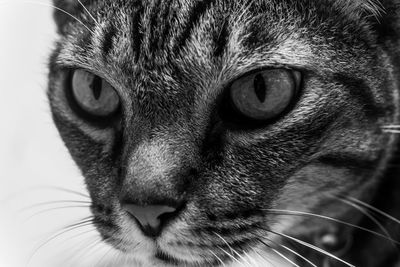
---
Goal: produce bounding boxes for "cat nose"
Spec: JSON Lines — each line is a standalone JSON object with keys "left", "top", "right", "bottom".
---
{"left": 122, "top": 203, "right": 181, "bottom": 237}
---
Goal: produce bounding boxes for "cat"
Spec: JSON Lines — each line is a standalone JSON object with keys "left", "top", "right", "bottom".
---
{"left": 48, "top": 0, "right": 400, "bottom": 266}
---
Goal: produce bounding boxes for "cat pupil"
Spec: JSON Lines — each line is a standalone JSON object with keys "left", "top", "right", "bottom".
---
{"left": 253, "top": 74, "right": 267, "bottom": 103}
{"left": 90, "top": 76, "right": 103, "bottom": 100}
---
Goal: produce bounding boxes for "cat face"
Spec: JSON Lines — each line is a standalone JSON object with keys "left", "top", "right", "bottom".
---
{"left": 48, "top": 0, "right": 400, "bottom": 266}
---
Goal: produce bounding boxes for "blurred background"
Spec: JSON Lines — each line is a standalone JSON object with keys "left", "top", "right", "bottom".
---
{"left": 0, "top": 1, "right": 96, "bottom": 266}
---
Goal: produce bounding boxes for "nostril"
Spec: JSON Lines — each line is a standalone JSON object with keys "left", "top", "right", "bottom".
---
{"left": 122, "top": 203, "right": 182, "bottom": 237}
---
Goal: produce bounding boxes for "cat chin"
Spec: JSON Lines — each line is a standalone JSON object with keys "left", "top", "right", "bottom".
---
{"left": 123, "top": 244, "right": 220, "bottom": 266}
{"left": 107, "top": 232, "right": 290, "bottom": 267}
{"left": 118, "top": 245, "right": 291, "bottom": 267}
{"left": 119, "top": 248, "right": 210, "bottom": 267}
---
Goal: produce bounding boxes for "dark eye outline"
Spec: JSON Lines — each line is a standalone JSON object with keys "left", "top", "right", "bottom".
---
{"left": 64, "top": 69, "right": 122, "bottom": 127}
{"left": 218, "top": 68, "right": 303, "bottom": 130}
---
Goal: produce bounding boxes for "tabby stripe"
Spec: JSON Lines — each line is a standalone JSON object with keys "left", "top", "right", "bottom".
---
{"left": 317, "top": 153, "right": 377, "bottom": 170}
{"left": 150, "top": 0, "right": 173, "bottom": 52}
{"left": 333, "top": 73, "right": 386, "bottom": 118}
{"left": 173, "top": 0, "right": 216, "bottom": 54}
{"left": 101, "top": 24, "right": 116, "bottom": 58}
{"left": 131, "top": 0, "right": 144, "bottom": 62}
{"left": 213, "top": 19, "right": 230, "bottom": 57}
{"left": 159, "top": 0, "right": 175, "bottom": 51}
{"left": 147, "top": 0, "right": 162, "bottom": 54}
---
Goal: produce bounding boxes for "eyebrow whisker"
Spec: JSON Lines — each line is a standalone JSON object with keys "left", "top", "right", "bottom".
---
{"left": 0, "top": 1, "right": 95, "bottom": 34}
{"left": 76, "top": 0, "right": 100, "bottom": 27}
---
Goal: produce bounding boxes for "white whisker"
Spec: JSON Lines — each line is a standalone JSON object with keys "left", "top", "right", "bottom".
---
{"left": 58, "top": 227, "right": 97, "bottom": 247}
{"left": 214, "top": 232, "right": 249, "bottom": 266}
{"left": 76, "top": 0, "right": 99, "bottom": 27}
{"left": 94, "top": 244, "right": 116, "bottom": 267}
{"left": 383, "top": 129, "right": 400, "bottom": 133}
{"left": 271, "top": 248, "right": 300, "bottom": 267}
{"left": 381, "top": 125, "right": 400, "bottom": 129}
{"left": 62, "top": 234, "right": 100, "bottom": 266}
{"left": 346, "top": 196, "right": 400, "bottom": 226}
{"left": 26, "top": 217, "right": 94, "bottom": 266}
{"left": 0, "top": 1, "right": 95, "bottom": 34}
{"left": 217, "top": 245, "right": 244, "bottom": 266}
{"left": 280, "top": 244, "right": 317, "bottom": 267}
{"left": 251, "top": 248, "right": 278, "bottom": 267}
{"left": 243, "top": 250, "right": 264, "bottom": 267}
{"left": 208, "top": 249, "right": 226, "bottom": 267}
{"left": 335, "top": 197, "right": 395, "bottom": 247}
{"left": 258, "top": 238, "right": 316, "bottom": 267}
{"left": 23, "top": 205, "right": 91, "bottom": 222}
{"left": 20, "top": 200, "right": 91, "bottom": 213}
{"left": 265, "top": 208, "right": 400, "bottom": 245}
{"left": 270, "top": 231, "right": 355, "bottom": 267}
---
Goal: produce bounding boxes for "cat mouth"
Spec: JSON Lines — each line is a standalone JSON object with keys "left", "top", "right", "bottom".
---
{"left": 93, "top": 205, "right": 263, "bottom": 266}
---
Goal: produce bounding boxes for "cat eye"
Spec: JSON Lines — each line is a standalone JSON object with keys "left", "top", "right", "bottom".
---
{"left": 224, "top": 69, "right": 301, "bottom": 124}
{"left": 70, "top": 70, "right": 120, "bottom": 118}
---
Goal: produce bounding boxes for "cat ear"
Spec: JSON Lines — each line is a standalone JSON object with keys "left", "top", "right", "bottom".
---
{"left": 52, "top": 0, "right": 85, "bottom": 33}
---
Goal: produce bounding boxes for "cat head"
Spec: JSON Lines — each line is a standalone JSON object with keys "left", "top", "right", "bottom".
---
{"left": 48, "top": 0, "right": 400, "bottom": 266}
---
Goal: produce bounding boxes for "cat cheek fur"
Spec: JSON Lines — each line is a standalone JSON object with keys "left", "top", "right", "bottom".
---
{"left": 48, "top": 0, "right": 400, "bottom": 266}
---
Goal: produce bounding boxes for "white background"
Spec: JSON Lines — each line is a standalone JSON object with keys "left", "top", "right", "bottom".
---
{"left": 0, "top": 1, "right": 96, "bottom": 266}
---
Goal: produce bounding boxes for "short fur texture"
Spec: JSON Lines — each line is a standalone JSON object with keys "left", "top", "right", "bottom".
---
{"left": 48, "top": 0, "right": 400, "bottom": 266}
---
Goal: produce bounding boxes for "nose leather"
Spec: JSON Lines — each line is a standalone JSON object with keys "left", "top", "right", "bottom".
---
{"left": 123, "top": 204, "right": 177, "bottom": 235}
